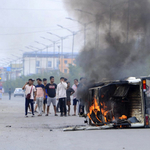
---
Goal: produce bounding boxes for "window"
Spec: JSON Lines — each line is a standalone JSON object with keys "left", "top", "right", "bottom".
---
{"left": 36, "top": 61, "right": 40, "bottom": 67}
{"left": 64, "top": 69, "right": 68, "bottom": 73}
{"left": 48, "top": 61, "right": 52, "bottom": 68}
{"left": 64, "top": 60, "right": 68, "bottom": 64}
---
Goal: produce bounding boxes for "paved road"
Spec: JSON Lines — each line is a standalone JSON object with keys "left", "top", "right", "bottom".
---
{"left": 0, "top": 95, "right": 150, "bottom": 150}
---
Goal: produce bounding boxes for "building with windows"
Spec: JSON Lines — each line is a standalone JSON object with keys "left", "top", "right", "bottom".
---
{"left": 59, "top": 57, "right": 76, "bottom": 73}
{"left": 23, "top": 52, "right": 77, "bottom": 76}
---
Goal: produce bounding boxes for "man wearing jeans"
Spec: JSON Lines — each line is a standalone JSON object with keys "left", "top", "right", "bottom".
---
{"left": 22, "top": 79, "right": 36, "bottom": 117}
{"left": 45, "top": 76, "right": 58, "bottom": 116}
{"left": 56, "top": 77, "right": 67, "bottom": 117}
{"left": 72, "top": 79, "right": 79, "bottom": 116}
{"left": 35, "top": 78, "right": 46, "bottom": 116}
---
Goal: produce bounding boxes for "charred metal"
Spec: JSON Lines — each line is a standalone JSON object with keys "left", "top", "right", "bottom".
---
{"left": 86, "top": 77, "right": 150, "bottom": 128}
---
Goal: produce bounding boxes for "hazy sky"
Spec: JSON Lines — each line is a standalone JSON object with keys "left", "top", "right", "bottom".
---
{"left": 0, "top": 0, "right": 83, "bottom": 65}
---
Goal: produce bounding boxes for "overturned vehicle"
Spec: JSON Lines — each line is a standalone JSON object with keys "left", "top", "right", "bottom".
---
{"left": 87, "top": 77, "right": 150, "bottom": 128}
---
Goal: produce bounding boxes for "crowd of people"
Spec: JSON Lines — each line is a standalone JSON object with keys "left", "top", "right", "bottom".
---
{"left": 22, "top": 76, "right": 87, "bottom": 117}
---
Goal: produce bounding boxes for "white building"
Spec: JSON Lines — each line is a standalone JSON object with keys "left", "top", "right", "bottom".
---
{"left": 23, "top": 52, "right": 77, "bottom": 76}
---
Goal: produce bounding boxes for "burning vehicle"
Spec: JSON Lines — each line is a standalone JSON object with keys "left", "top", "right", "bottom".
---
{"left": 87, "top": 77, "right": 150, "bottom": 128}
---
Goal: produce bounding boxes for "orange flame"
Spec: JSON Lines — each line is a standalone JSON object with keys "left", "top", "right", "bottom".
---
{"left": 100, "top": 102, "right": 109, "bottom": 122}
{"left": 119, "top": 115, "right": 127, "bottom": 120}
{"left": 87, "top": 96, "right": 102, "bottom": 124}
{"left": 87, "top": 97, "right": 128, "bottom": 126}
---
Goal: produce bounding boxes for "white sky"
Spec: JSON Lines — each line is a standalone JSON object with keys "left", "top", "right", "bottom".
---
{"left": 0, "top": 0, "right": 84, "bottom": 65}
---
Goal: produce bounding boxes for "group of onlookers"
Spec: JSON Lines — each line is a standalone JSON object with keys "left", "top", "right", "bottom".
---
{"left": 22, "top": 76, "right": 87, "bottom": 117}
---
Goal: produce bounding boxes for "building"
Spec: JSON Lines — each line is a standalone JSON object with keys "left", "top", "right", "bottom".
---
{"left": 0, "top": 66, "right": 22, "bottom": 81}
{"left": 59, "top": 57, "right": 76, "bottom": 73}
{"left": 23, "top": 52, "right": 77, "bottom": 76}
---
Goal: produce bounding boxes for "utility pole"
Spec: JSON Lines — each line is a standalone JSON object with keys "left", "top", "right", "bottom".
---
{"left": 47, "top": 32, "right": 71, "bottom": 73}
{"left": 41, "top": 37, "right": 60, "bottom": 70}
{"left": 57, "top": 25, "right": 81, "bottom": 64}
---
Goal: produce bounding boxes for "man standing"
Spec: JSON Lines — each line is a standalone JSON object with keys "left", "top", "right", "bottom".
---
{"left": 35, "top": 78, "right": 46, "bottom": 116}
{"left": 45, "top": 76, "right": 58, "bottom": 116}
{"left": 8, "top": 88, "right": 11, "bottom": 100}
{"left": 43, "top": 78, "right": 47, "bottom": 113}
{"left": 72, "top": 79, "right": 79, "bottom": 116}
{"left": 56, "top": 77, "right": 67, "bottom": 117}
{"left": 66, "top": 82, "right": 74, "bottom": 116}
{"left": 22, "top": 79, "right": 36, "bottom": 117}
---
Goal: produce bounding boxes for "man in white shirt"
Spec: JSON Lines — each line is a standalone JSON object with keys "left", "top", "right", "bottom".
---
{"left": 56, "top": 77, "right": 67, "bottom": 117}
{"left": 22, "top": 79, "right": 36, "bottom": 117}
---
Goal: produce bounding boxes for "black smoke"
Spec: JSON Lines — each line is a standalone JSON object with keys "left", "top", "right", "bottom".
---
{"left": 63, "top": 0, "right": 150, "bottom": 80}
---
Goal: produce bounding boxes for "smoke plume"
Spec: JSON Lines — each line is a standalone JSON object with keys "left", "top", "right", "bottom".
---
{"left": 63, "top": 0, "right": 150, "bottom": 80}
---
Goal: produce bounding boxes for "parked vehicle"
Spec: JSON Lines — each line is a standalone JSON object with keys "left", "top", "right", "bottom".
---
{"left": 14, "top": 88, "right": 24, "bottom": 97}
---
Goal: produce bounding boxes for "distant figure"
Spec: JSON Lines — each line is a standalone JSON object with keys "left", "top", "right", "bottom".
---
{"left": 0, "top": 87, "right": 2, "bottom": 100}
{"left": 8, "top": 88, "right": 11, "bottom": 100}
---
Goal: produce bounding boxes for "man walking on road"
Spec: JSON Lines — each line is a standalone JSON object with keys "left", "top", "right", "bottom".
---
{"left": 8, "top": 88, "right": 11, "bottom": 100}
{"left": 56, "top": 77, "right": 67, "bottom": 117}
{"left": 22, "top": 79, "right": 36, "bottom": 117}
{"left": 45, "top": 76, "right": 58, "bottom": 116}
{"left": 35, "top": 78, "right": 46, "bottom": 116}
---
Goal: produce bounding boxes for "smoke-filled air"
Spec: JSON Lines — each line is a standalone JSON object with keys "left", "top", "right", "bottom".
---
{"left": 63, "top": 0, "right": 150, "bottom": 81}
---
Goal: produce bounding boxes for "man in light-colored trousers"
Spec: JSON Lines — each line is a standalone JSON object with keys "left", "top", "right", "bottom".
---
{"left": 36, "top": 97, "right": 44, "bottom": 116}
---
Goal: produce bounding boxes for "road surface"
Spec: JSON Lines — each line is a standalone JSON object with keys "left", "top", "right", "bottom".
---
{"left": 0, "top": 94, "right": 150, "bottom": 150}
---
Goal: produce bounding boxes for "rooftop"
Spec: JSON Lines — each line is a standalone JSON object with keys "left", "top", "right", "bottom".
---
{"left": 23, "top": 52, "right": 78, "bottom": 58}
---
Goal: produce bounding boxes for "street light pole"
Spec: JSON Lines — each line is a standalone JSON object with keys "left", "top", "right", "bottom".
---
{"left": 47, "top": 32, "right": 71, "bottom": 72}
{"left": 11, "top": 55, "right": 22, "bottom": 79}
{"left": 57, "top": 25, "right": 81, "bottom": 64}
{"left": 29, "top": 45, "right": 42, "bottom": 74}
{"left": 26, "top": 46, "right": 40, "bottom": 75}
{"left": 35, "top": 41, "right": 49, "bottom": 72}
{"left": 66, "top": 17, "right": 90, "bottom": 50}
{"left": 41, "top": 37, "right": 60, "bottom": 70}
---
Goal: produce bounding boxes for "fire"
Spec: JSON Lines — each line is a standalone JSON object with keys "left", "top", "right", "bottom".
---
{"left": 100, "top": 102, "right": 109, "bottom": 122}
{"left": 87, "top": 97, "right": 128, "bottom": 125}
{"left": 87, "top": 96, "right": 110, "bottom": 124}
{"left": 119, "top": 115, "right": 127, "bottom": 120}
{"left": 87, "top": 96, "right": 102, "bottom": 124}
